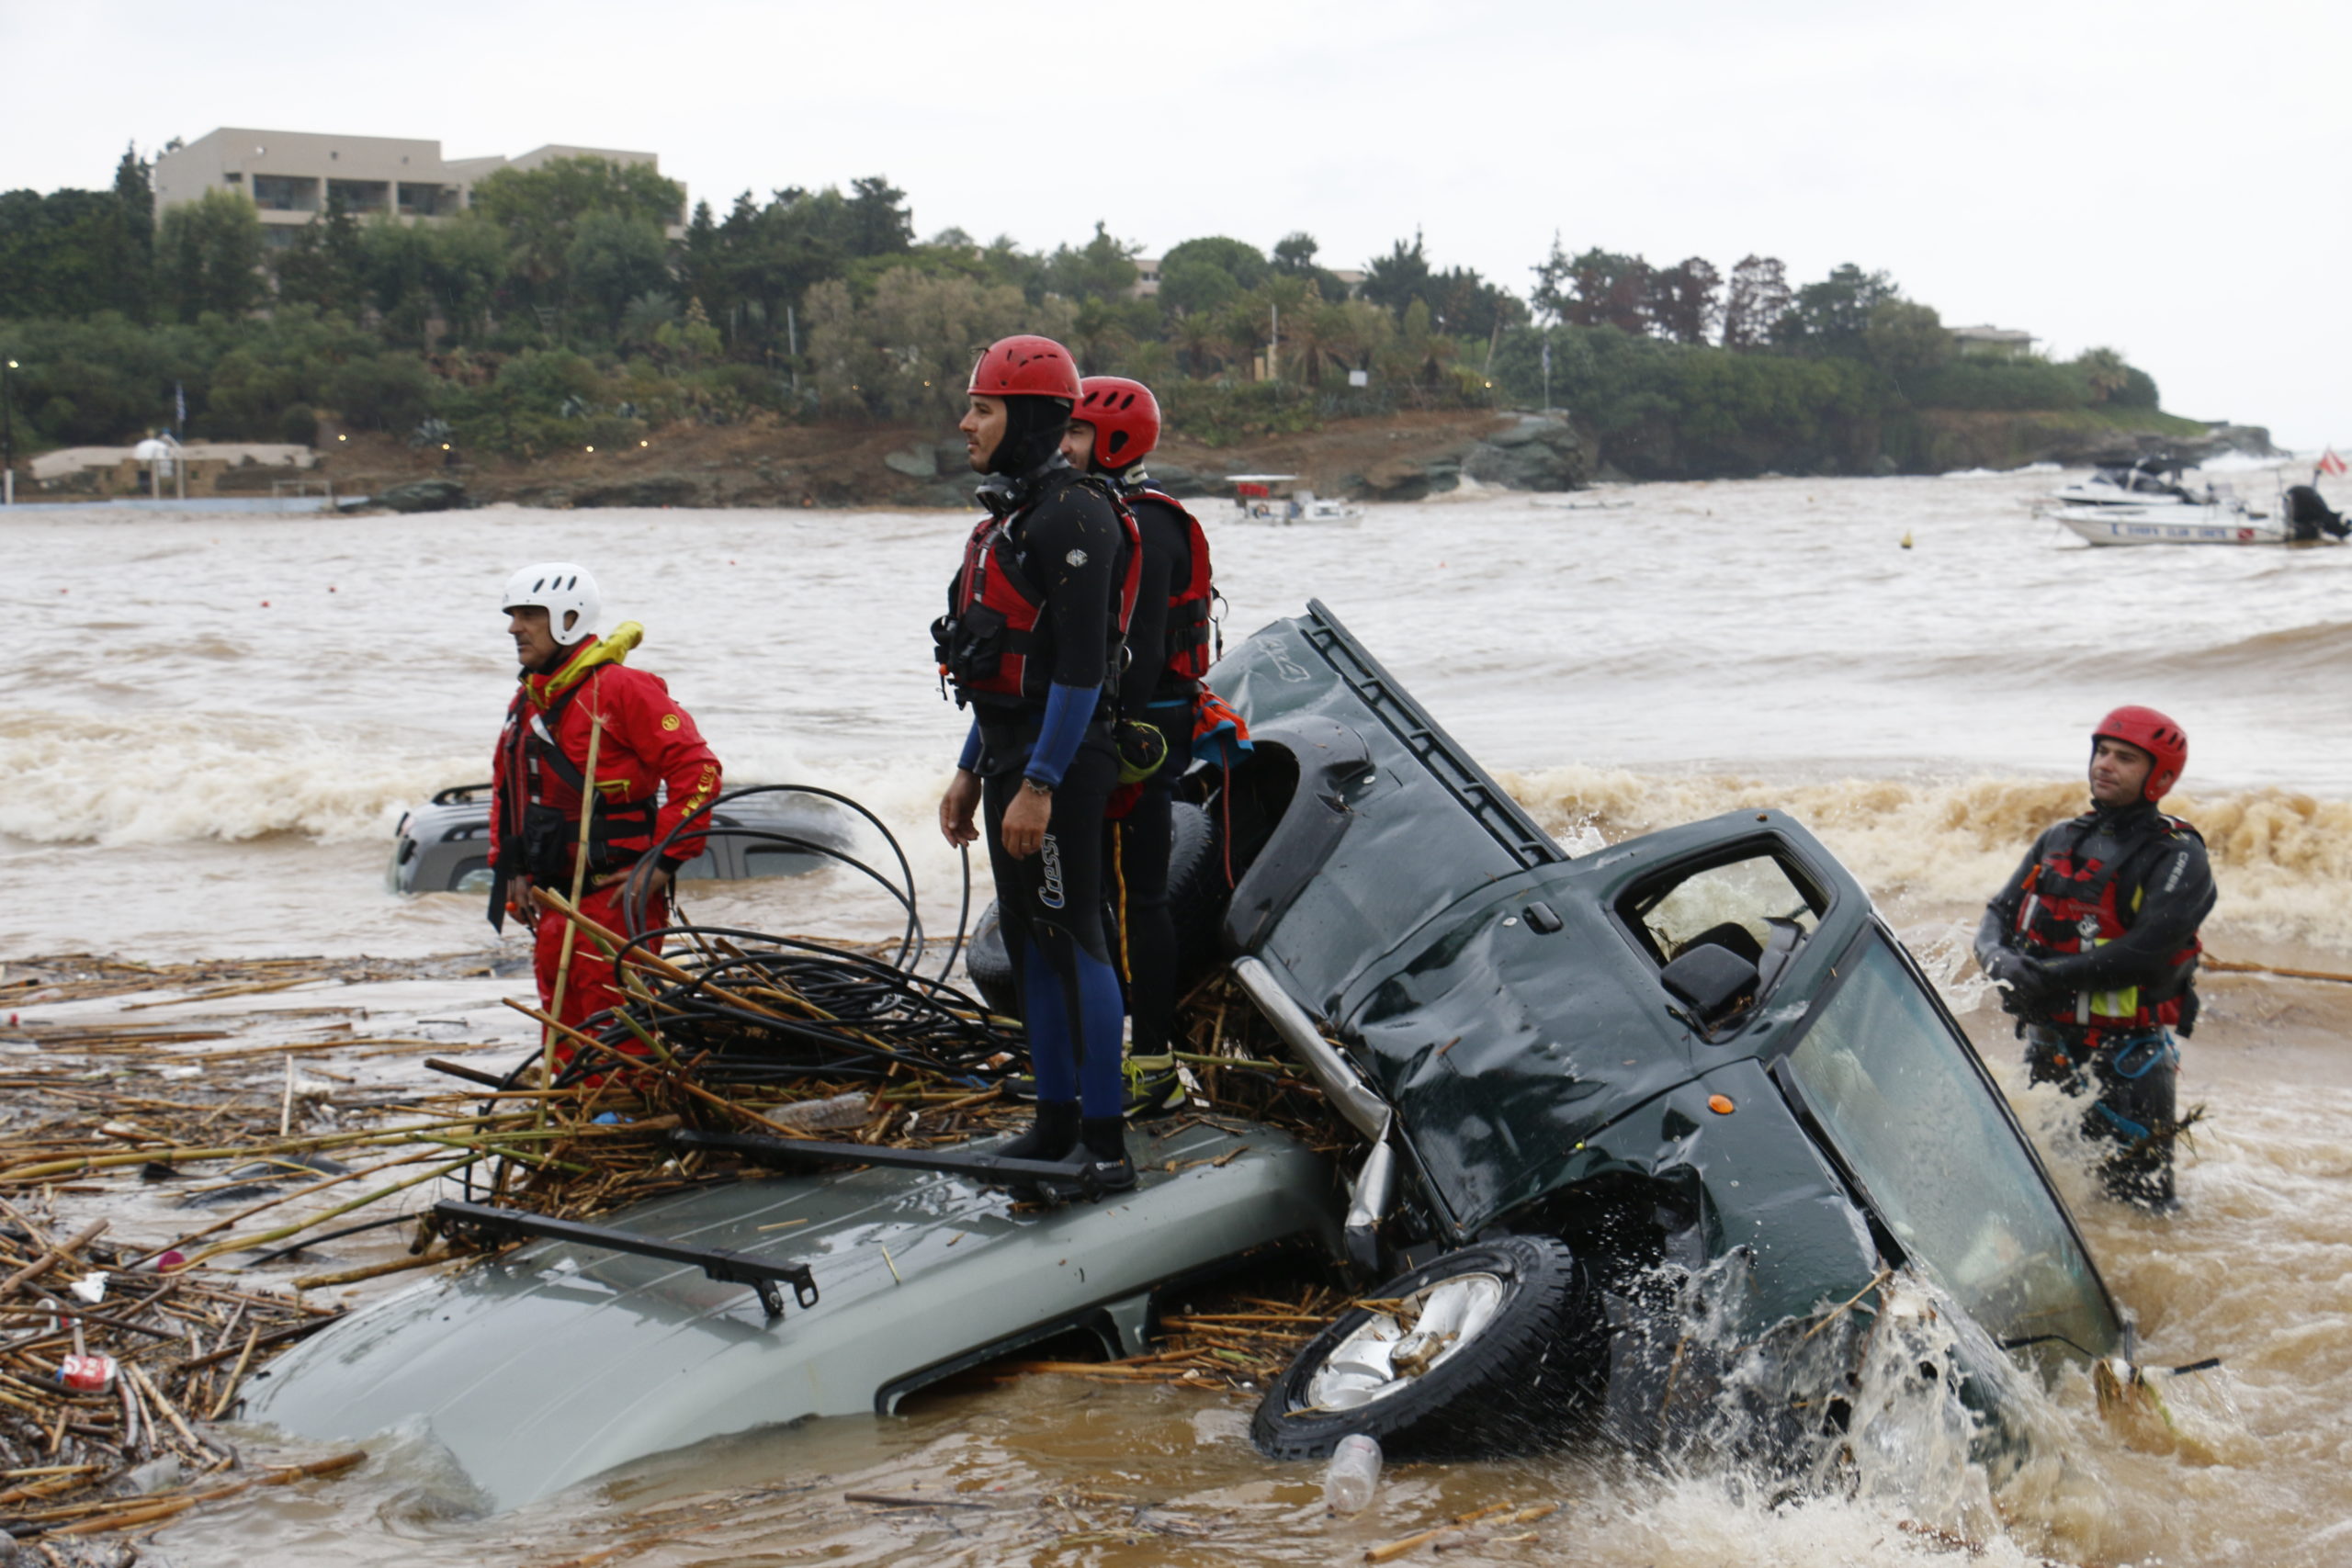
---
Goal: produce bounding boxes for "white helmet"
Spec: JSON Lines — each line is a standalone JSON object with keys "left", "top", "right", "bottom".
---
{"left": 502, "top": 562, "right": 600, "bottom": 646}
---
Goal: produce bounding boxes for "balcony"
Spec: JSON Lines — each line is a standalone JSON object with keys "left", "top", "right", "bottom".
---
{"left": 250, "top": 174, "right": 321, "bottom": 213}
{"left": 397, "top": 183, "right": 457, "bottom": 218}
{"left": 326, "top": 178, "right": 391, "bottom": 216}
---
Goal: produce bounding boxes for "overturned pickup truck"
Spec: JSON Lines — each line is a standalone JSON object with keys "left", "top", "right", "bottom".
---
{"left": 1193, "top": 601, "right": 2126, "bottom": 1458}
{"left": 246, "top": 601, "right": 2124, "bottom": 1503}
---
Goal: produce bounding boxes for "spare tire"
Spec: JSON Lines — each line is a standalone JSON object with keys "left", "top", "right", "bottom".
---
{"left": 1251, "top": 1235, "right": 1596, "bottom": 1461}
{"left": 963, "top": 800, "right": 1227, "bottom": 1021}
{"left": 965, "top": 902, "right": 1017, "bottom": 1020}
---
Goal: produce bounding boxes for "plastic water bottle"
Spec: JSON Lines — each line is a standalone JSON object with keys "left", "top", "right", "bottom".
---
{"left": 1323, "top": 1433, "right": 1382, "bottom": 1513}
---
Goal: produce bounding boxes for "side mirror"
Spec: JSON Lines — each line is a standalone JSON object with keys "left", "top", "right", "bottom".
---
{"left": 1659, "top": 944, "right": 1761, "bottom": 1030}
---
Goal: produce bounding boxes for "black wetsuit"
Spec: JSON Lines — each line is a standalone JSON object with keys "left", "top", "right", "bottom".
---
{"left": 1105, "top": 488, "right": 1196, "bottom": 1056}
{"left": 1974, "top": 801, "right": 2216, "bottom": 1208}
{"left": 952, "top": 458, "right": 1132, "bottom": 1122}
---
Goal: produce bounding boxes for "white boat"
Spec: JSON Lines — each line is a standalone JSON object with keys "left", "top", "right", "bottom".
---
{"left": 2053, "top": 505, "right": 2304, "bottom": 547}
{"left": 1227, "top": 473, "right": 1363, "bottom": 524}
{"left": 2045, "top": 458, "right": 2206, "bottom": 509}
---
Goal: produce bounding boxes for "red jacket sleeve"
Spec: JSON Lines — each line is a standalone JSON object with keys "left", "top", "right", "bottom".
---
{"left": 597, "top": 667, "right": 722, "bottom": 866}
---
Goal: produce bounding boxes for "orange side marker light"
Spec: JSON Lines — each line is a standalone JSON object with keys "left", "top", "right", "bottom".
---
{"left": 1707, "top": 1094, "right": 1736, "bottom": 1115}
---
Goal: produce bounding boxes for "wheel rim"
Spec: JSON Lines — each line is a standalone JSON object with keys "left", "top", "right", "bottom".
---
{"left": 1303, "top": 1272, "right": 1509, "bottom": 1411}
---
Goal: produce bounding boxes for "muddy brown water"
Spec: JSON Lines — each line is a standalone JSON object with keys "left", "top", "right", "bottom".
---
{"left": 3, "top": 469, "right": 2347, "bottom": 1564}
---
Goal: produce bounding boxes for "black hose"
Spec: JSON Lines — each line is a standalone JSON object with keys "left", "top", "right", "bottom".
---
{"left": 465, "top": 785, "right": 1015, "bottom": 1202}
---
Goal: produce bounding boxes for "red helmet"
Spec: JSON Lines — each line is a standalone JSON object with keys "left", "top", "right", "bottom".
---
{"left": 967, "top": 335, "right": 1080, "bottom": 401}
{"left": 2093, "top": 705, "right": 2188, "bottom": 801}
{"left": 1073, "top": 377, "right": 1161, "bottom": 471}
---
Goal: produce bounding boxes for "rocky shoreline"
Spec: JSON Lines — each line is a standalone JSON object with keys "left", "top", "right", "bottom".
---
{"left": 324, "top": 405, "right": 2276, "bottom": 515}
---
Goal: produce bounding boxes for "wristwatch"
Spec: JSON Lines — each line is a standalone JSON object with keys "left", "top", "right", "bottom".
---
{"left": 1020, "top": 777, "right": 1053, "bottom": 797}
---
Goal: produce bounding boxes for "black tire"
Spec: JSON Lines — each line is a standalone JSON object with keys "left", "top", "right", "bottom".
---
{"left": 1163, "top": 799, "right": 1224, "bottom": 991}
{"left": 967, "top": 800, "right": 1224, "bottom": 1021}
{"left": 966, "top": 902, "right": 1017, "bottom": 1020}
{"left": 1251, "top": 1235, "right": 1593, "bottom": 1461}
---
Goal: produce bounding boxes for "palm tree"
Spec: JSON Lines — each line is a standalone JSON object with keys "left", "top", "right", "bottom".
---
{"left": 1170, "top": 311, "right": 1229, "bottom": 378}
{"left": 2075, "top": 346, "right": 2131, "bottom": 405}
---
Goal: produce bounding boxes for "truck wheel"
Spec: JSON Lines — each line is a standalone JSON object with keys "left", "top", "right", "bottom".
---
{"left": 1251, "top": 1235, "right": 1593, "bottom": 1461}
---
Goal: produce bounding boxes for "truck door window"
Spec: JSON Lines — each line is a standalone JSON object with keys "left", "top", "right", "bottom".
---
{"left": 1628, "top": 852, "right": 1819, "bottom": 981}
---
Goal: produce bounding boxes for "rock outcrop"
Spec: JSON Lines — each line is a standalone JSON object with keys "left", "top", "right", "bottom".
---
{"left": 1461, "top": 413, "right": 1589, "bottom": 491}
{"left": 372, "top": 478, "right": 468, "bottom": 513}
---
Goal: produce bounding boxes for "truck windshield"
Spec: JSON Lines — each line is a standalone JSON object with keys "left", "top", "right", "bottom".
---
{"left": 1784, "top": 935, "right": 2122, "bottom": 1358}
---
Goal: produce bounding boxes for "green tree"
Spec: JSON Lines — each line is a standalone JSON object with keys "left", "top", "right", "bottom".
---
{"left": 2072, "top": 346, "right": 2132, "bottom": 405}
{"left": 1361, "top": 231, "right": 1433, "bottom": 319}
{"left": 1043, "top": 221, "right": 1140, "bottom": 302}
{"left": 1862, "top": 299, "right": 1950, "bottom": 391}
{"left": 1719, "top": 255, "right": 1791, "bottom": 349}
{"left": 1772, "top": 263, "right": 1896, "bottom": 355}
{"left": 273, "top": 193, "right": 366, "bottom": 317}
{"left": 155, "top": 188, "right": 265, "bottom": 321}
{"left": 566, "top": 209, "right": 673, "bottom": 336}
{"left": 1645, "top": 257, "right": 1722, "bottom": 344}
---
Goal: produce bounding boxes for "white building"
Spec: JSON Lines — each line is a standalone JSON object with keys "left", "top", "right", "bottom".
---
{"left": 1948, "top": 324, "right": 2035, "bottom": 359}
{"left": 153, "top": 129, "right": 676, "bottom": 247}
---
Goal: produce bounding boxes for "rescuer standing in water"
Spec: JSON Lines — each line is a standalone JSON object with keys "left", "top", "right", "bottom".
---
{"left": 1974, "top": 707, "right": 2214, "bottom": 1209}
{"left": 1062, "top": 376, "right": 1216, "bottom": 1111}
{"left": 490, "top": 563, "right": 722, "bottom": 1050}
{"left": 934, "top": 337, "right": 1142, "bottom": 1195}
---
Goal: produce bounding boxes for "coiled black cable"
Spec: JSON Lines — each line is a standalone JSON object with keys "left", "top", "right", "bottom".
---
{"left": 459, "top": 786, "right": 1022, "bottom": 1201}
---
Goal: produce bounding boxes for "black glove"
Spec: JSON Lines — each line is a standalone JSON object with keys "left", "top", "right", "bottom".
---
{"left": 1983, "top": 950, "right": 2052, "bottom": 1011}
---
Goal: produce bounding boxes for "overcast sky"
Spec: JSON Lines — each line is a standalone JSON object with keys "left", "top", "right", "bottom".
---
{"left": 6, "top": 0, "right": 2345, "bottom": 449}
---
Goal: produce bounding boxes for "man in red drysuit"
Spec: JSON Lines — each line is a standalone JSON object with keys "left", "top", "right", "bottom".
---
{"left": 486, "top": 561, "right": 721, "bottom": 1054}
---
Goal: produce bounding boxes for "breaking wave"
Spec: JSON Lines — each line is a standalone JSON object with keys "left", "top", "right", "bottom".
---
{"left": 0, "top": 709, "right": 475, "bottom": 846}
{"left": 1500, "top": 765, "right": 2352, "bottom": 952}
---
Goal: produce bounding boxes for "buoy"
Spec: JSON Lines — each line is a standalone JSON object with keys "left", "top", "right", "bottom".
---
{"left": 328, "top": 586, "right": 337, "bottom": 592}
{"left": 1900, "top": 532, "right": 1914, "bottom": 550}
{"left": 261, "top": 600, "right": 270, "bottom": 607}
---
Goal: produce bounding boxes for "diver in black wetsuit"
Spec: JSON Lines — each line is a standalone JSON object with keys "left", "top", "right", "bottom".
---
{"left": 934, "top": 335, "right": 1141, "bottom": 1196}
{"left": 1063, "top": 378, "right": 1215, "bottom": 1103}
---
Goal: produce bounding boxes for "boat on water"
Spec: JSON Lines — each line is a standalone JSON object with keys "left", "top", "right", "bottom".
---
{"left": 2052, "top": 505, "right": 2312, "bottom": 547}
{"left": 1226, "top": 473, "right": 1363, "bottom": 523}
{"left": 2044, "top": 456, "right": 2211, "bottom": 509}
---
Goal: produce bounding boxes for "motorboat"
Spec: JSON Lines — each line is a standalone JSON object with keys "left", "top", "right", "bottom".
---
{"left": 1227, "top": 473, "right": 1363, "bottom": 523}
{"left": 254, "top": 603, "right": 2129, "bottom": 1501}
{"left": 2053, "top": 505, "right": 2305, "bottom": 547}
{"left": 2044, "top": 457, "right": 2207, "bottom": 509}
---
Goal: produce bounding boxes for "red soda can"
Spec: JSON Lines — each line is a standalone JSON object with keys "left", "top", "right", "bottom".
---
{"left": 58, "top": 1354, "right": 116, "bottom": 1393}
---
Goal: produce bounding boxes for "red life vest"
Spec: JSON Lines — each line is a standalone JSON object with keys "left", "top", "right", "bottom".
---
{"left": 494, "top": 671, "right": 661, "bottom": 886}
{"left": 935, "top": 479, "right": 1142, "bottom": 705}
{"left": 1127, "top": 488, "right": 1217, "bottom": 686}
{"left": 2013, "top": 813, "right": 2204, "bottom": 1034}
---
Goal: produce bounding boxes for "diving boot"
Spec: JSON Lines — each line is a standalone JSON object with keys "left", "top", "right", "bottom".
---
{"left": 1041, "top": 1116, "right": 1137, "bottom": 1202}
{"left": 994, "top": 1100, "right": 1079, "bottom": 1167}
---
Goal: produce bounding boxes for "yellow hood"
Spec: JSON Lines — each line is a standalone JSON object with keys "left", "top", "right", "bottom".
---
{"left": 528, "top": 621, "right": 644, "bottom": 708}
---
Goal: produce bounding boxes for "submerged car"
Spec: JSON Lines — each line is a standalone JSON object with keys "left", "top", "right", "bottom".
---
{"left": 385, "top": 782, "right": 856, "bottom": 895}
{"left": 252, "top": 602, "right": 2125, "bottom": 1504}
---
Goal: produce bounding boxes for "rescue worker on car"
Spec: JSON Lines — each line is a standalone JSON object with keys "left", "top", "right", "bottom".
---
{"left": 490, "top": 562, "right": 721, "bottom": 1053}
{"left": 1061, "top": 377, "right": 1217, "bottom": 1114}
{"left": 1974, "top": 706, "right": 2214, "bottom": 1210}
{"left": 934, "top": 337, "right": 1142, "bottom": 1197}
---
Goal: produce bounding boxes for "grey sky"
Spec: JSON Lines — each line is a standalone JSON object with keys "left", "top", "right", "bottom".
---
{"left": 6, "top": 0, "right": 2344, "bottom": 448}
